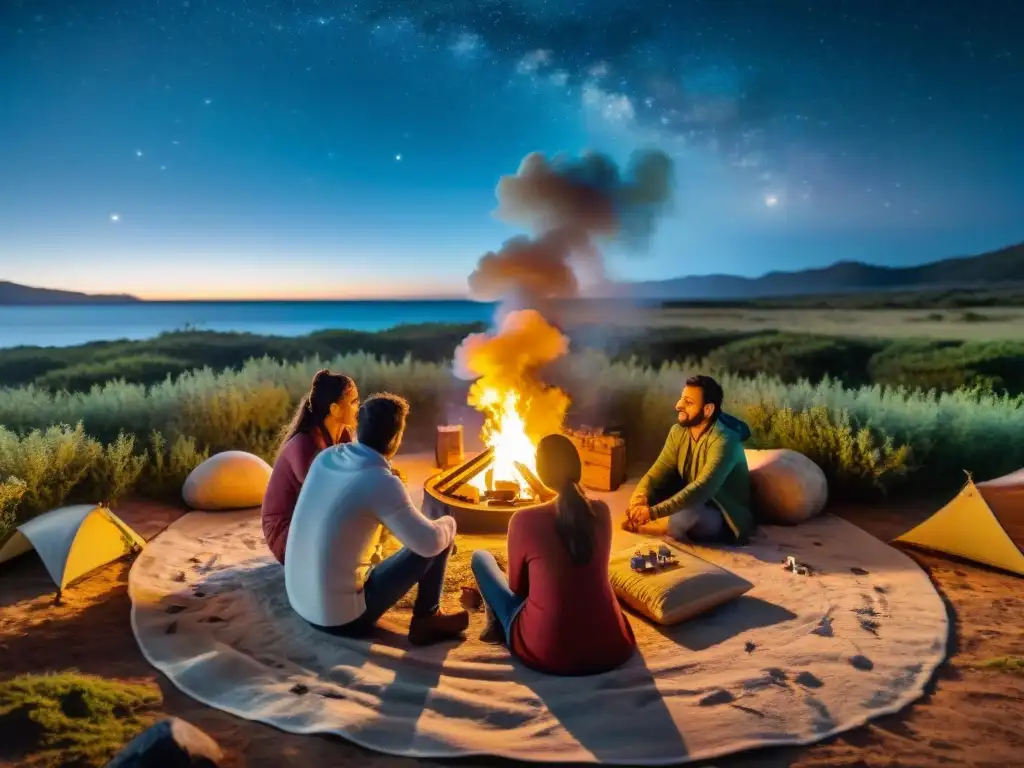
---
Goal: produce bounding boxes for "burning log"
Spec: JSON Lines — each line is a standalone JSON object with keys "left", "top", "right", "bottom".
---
{"left": 435, "top": 446, "right": 495, "bottom": 496}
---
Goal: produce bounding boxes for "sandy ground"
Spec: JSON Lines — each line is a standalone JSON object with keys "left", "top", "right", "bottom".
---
{"left": 2, "top": 496, "right": 1022, "bottom": 768}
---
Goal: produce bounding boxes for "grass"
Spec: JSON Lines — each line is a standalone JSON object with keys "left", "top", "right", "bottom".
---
{"left": 1, "top": 347, "right": 1023, "bottom": 546}
{"left": 4, "top": 322, "right": 1024, "bottom": 396}
{"left": 975, "top": 656, "right": 1024, "bottom": 675}
{"left": 0, "top": 671, "right": 162, "bottom": 767}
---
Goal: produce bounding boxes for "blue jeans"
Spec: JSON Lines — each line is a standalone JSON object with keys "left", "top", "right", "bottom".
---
{"left": 312, "top": 543, "right": 454, "bottom": 637}
{"left": 666, "top": 503, "right": 728, "bottom": 543}
{"left": 470, "top": 550, "right": 526, "bottom": 643}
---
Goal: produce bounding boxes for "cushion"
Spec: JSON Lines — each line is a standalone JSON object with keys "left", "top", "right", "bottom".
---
{"left": 609, "top": 539, "right": 753, "bottom": 626}
{"left": 745, "top": 448, "right": 829, "bottom": 526}
{"left": 182, "top": 451, "right": 273, "bottom": 511}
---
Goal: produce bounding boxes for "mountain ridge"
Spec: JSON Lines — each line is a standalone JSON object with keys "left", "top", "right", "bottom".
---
{"left": 615, "top": 241, "right": 1024, "bottom": 300}
{"left": 0, "top": 281, "right": 141, "bottom": 305}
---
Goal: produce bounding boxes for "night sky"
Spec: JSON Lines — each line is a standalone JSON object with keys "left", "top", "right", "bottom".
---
{"left": 2, "top": 1, "right": 1021, "bottom": 300}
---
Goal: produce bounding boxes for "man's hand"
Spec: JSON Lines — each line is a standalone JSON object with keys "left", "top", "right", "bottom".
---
{"left": 622, "top": 503, "right": 652, "bottom": 532}
{"left": 631, "top": 504, "right": 652, "bottom": 527}
{"left": 390, "top": 466, "right": 407, "bottom": 484}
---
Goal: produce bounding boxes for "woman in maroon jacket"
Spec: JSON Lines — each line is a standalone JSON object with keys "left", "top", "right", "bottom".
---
{"left": 470, "top": 434, "right": 637, "bottom": 676}
{"left": 261, "top": 369, "right": 358, "bottom": 564}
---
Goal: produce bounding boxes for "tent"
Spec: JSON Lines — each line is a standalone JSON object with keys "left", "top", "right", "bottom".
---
{"left": 893, "top": 469, "right": 1024, "bottom": 577}
{"left": 0, "top": 504, "right": 147, "bottom": 589}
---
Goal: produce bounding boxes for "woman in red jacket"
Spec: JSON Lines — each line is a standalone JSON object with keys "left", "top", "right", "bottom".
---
{"left": 261, "top": 369, "right": 358, "bottom": 564}
{"left": 470, "top": 434, "right": 636, "bottom": 676}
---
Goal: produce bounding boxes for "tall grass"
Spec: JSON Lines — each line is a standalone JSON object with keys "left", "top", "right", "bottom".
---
{"left": 1, "top": 350, "right": 1022, "bottom": 545}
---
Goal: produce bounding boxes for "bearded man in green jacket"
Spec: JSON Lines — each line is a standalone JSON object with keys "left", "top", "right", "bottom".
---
{"left": 625, "top": 375, "right": 755, "bottom": 544}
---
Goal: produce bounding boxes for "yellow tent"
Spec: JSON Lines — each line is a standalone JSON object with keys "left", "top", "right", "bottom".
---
{"left": 893, "top": 469, "right": 1024, "bottom": 577}
{"left": 0, "top": 504, "right": 146, "bottom": 590}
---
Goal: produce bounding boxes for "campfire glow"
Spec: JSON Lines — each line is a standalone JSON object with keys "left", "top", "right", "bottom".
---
{"left": 467, "top": 388, "right": 541, "bottom": 498}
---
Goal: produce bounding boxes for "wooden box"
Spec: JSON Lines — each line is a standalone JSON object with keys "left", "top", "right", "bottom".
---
{"left": 435, "top": 425, "right": 464, "bottom": 469}
{"left": 563, "top": 427, "right": 626, "bottom": 492}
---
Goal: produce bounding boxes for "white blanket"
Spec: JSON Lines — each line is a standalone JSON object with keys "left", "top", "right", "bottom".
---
{"left": 129, "top": 457, "right": 947, "bottom": 765}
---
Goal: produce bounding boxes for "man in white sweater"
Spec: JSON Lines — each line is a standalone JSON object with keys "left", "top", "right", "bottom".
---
{"left": 285, "top": 392, "right": 467, "bottom": 646}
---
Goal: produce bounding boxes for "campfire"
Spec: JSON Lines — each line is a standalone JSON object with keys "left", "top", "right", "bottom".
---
{"left": 422, "top": 149, "right": 669, "bottom": 532}
{"left": 424, "top": 380, "right": 559, "bottom": 534}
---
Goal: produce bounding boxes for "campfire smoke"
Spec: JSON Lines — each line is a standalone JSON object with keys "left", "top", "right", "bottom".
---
{"left": 453, "top": 148, "right": 675, "bottom": 494}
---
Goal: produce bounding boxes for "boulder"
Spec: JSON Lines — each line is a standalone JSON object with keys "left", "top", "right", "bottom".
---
{"left": 182, "top": 450, "right": 272, "bottom": 511}
{"left": 745, "top": 448, "right": 829, "bottom": 525}
{"left": 105, "top": 717, "right": 223, "bottom": 767}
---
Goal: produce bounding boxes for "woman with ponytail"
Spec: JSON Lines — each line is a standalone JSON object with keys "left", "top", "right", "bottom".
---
{"left": 469, "top": 434, "right": 636, "bottom": 676}
{"left": 261, "top": 369, "right": 358, "bottom": 565}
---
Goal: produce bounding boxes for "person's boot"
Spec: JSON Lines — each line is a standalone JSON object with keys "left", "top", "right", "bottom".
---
{"left": 408, "top": 610, "right": 470, "bottom": 646}
{"left": 478, "top": 603, "right": 504, "bottom": 644}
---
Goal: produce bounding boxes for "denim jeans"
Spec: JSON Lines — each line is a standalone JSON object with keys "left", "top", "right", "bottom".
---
{"left": 666, "top": 503, "right": 728, "bottom": 543}
{"left": 312, "top": 543, "right": 454, "bottom": 637}
{"left": 470, "top": 550, "right": 526, "bottom": 643}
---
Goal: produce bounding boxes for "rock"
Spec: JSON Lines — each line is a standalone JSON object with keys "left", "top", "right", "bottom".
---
{"left": 745, "top": 448, "right": 829, "bottom": 525}
{"left": 182, "top": 450, "right": 272, "bottom": 511}
{"left": 105, "top": 717, "right": 223, "bottom": 767}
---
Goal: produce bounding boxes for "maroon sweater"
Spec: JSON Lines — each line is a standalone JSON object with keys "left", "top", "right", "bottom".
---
{"left": 262, "top": 428, "right": 351, "bottom": 564}
{"left": 507, "top": 499, "right": 637, "bottom": 676}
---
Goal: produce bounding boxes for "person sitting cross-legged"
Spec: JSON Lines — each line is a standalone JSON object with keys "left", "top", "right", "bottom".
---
{"left": 284, "top": 392, "right": 469, "bottom": 646}
{"left": 624, "top": 374, "right": 755, "bottom": 545}
{"left": 469, "top": 434, "right": 637, "bottom": 676}
{"left": 262, "top": 369, "right": 358, "bottom": 565}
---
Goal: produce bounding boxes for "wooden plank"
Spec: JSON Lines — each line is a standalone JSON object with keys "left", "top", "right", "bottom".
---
{"left": 436, "top": 447, "right": 495, "bottom": 496}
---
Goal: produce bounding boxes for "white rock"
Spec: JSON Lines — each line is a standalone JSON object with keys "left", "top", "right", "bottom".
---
{"left": 745, "top": 448, "right": 829, "bottom": 526}
{"left": 182, "top": 450, "right": 272, "bottom": 511}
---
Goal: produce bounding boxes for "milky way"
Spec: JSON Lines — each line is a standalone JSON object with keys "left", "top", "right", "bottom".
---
{"left": 0, "top": 0, "right": 1021, "bottom": 297}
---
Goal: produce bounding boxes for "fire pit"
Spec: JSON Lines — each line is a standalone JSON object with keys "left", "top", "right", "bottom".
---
{"left": 422, "top": 446, "right": 555, "bottom": 534}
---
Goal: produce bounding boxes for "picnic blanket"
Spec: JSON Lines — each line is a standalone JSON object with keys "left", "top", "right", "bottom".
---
{"left": 129, "top": 501, "right": 947, "bottom": 764}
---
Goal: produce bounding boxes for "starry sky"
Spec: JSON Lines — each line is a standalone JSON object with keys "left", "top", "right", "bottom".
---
{"left": 1, "top": 0, "right": 1022, "bottom": 300}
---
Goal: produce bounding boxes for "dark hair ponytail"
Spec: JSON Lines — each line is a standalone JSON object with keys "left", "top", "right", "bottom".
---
{"left": 535, "top": 434, "right": 597, "bottom": 567}
{"left": 276, "top": 369, "right": 354, "bottom": 459}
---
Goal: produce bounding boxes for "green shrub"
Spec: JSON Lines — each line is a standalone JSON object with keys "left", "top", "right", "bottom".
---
{"left": 703, "top": 333, "right": 883, "bottom": 388}
{"left": 0, "top": 349, "right": 1022, "bottom": 538}
{"left": 867, "top": 340, "right": 1024, "bottom": 395}
{"left": 33, "top": 354, "right": 192, "bottom": 392}
{"left": 0, "top": 671, "right": 161, "bottom": 767}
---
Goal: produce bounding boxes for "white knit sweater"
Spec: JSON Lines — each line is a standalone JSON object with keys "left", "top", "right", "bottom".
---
{"left": 284, "top": 442, "right": 456, "bottom": 626}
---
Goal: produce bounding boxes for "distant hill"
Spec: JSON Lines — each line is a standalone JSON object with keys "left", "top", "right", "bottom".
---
{"left": 619, "top": 241, "right": 1024, "bottom": 301}
{"left": 0, "top": 281, "right": 141, "bottom": 305}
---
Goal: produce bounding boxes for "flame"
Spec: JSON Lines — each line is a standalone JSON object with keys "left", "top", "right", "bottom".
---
{"left": 467, "top": 388, "right": 541, "bottom": 496}
{"left": 455, "top": 308, "right": 571, "bottom": 499}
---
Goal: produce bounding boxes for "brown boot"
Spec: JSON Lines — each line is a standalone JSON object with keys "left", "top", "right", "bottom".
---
{"left": 408, "top": 610, "right": 470, "bottom": 646}
{"left": 479, "top": 604, "right": 504, "bottom": 645}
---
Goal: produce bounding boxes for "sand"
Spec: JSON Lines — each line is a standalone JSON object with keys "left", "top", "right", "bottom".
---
{"left": 1, "top": 496, "right": 1022, "bottom": 768}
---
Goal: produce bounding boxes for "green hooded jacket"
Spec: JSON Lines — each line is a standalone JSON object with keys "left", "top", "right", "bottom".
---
{"left": 630, "top": 412, "right": 754, "bottom": 543}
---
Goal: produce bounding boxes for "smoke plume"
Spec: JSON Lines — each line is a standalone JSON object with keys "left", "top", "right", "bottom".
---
{"left": 466, "top": 149, "right": 675, "bottom": 308}
{"left": 454, "top": 148, "right": 674, "bottom": 446}
{"left": 454, "top": 308, "right": 571, "bottom": 441}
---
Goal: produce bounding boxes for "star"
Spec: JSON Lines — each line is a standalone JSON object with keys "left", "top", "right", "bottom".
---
{"left": 395, "top": 153, "right": 402, "bottom": 161}
{"left": 109, "top": 213, "right": 120, "bottom": 222}
{"left": 764, "top": 194, "right": 779, "bottom": 207}
{"left": 134, "top": 149, "right": 143, "bottom": 157}
{"left": 204, "top": 98, "right": 213, "bottom": 105}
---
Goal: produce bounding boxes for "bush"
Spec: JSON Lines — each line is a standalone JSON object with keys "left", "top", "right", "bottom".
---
{"left": 0, "top": 671, "right": 161, "bottom": 767}
{"left": 704, "top": 333, "right": 883, "bottom": 388}
{"left": 867, "top": 340, "right": 1024, "bottom": 394}
{"left": 1, "top": 350, "right": 1023, "bottom": 539}
{"left": 33, "top": 354, "right": 192, "bottom": 393}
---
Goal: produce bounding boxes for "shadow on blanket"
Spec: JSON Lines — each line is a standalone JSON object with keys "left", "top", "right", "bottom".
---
{"left": 650, "top": 596, "right": 798, "bottom": 652}
{"left": 130, "top": 510, "right": 949, "bottom": 764}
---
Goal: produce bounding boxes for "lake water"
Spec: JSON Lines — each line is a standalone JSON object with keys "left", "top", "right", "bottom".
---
{"left": 0, "top": 301, "right": 499, "bottom": 349}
